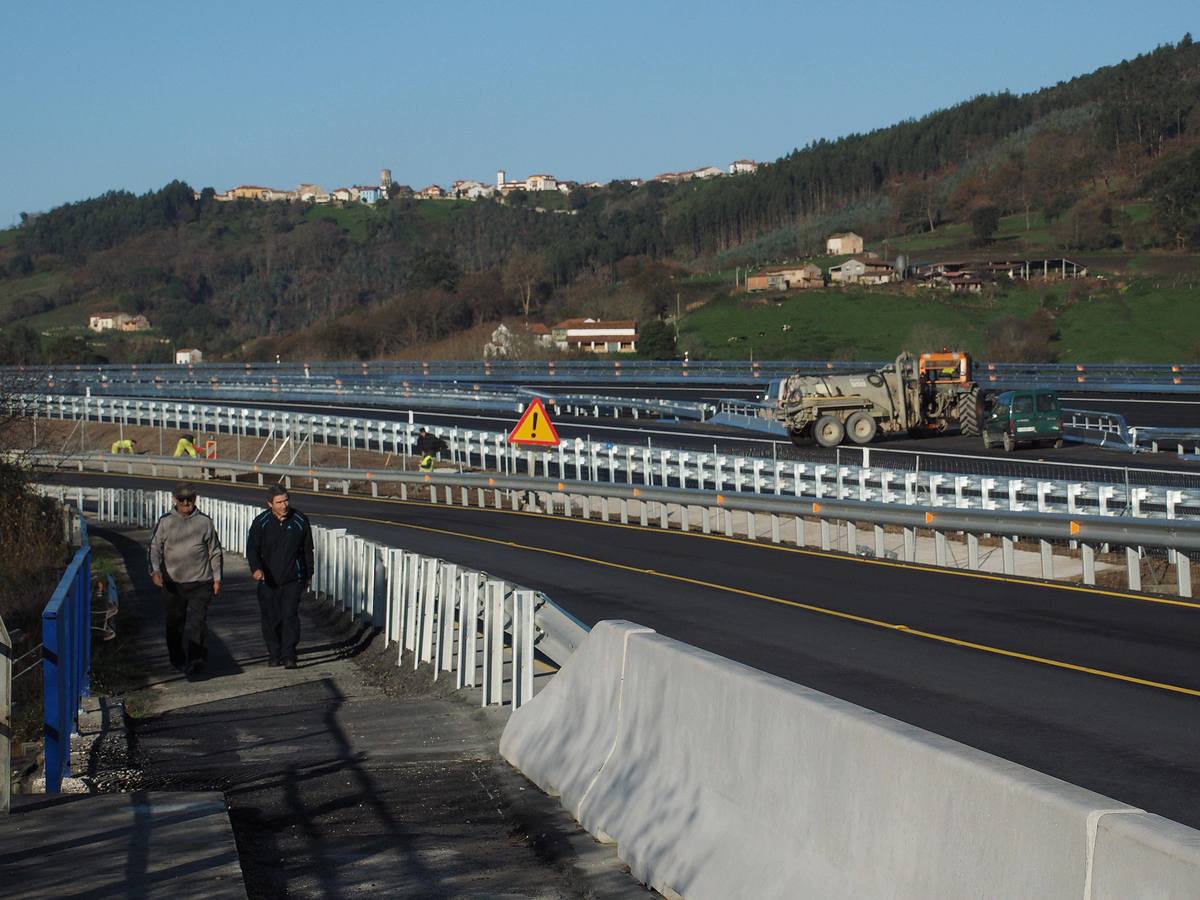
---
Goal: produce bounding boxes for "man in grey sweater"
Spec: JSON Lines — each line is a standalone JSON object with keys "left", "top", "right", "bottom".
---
{"left": 148, "top": 483, "right": 224, "bottom": 673}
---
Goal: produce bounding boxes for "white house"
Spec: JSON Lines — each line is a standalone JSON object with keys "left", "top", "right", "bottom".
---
{"left": 829, "top": 257, "right": 896, "bottom": 285}
{"left": 89, "top": 312, "right": 121, "bottom": 332}
{"left": 551, "top": 318, "right": 639, "bottom": 354}
{"left": 826, "top": 232, "right": 864, "bottom": 255}
{"left": 175, "top": 348, "right": 203, "bottom": 365}
{"left": 526, "top": 174, "right": 558, "bottom": 192}
{"left": 729, "top": 160, "right": 759, "bottom": 174}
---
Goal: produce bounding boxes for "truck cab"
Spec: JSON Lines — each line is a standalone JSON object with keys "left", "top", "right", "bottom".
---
{"left": 981, "top": 389, "right": 1063, "bottom": 451}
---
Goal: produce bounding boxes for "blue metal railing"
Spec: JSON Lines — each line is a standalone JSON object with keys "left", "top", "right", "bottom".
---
{"left": 42, "top": 517, "right": 92, "bottom": 793}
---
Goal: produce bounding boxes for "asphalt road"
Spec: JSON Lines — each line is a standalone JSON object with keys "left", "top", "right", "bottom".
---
{"left": 53, "top": 470, "right": 1200, "bottom": 830}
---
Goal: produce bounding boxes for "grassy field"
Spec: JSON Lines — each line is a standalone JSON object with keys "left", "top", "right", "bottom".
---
{"left": 303, "top": 203, "right": 374, "bottom": 242}
{"left": 679, "top": 282, "right": 1200, "bottom": 363}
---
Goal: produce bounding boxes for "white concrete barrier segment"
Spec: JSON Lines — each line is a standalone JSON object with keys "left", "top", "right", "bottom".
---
{"left": 1090, "top": 813, "right": 1200, "bottom": 899}
{"left": 503, "top": 622, "right": 1200, "bottom": 899}
{"left": 499, "top": 620, "right": 654, "bottom": 819}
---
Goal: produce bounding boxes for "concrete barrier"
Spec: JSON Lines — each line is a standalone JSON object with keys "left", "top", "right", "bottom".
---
{"left": 499, "top": 620, "right": 654, "bottom": 818}
{"left": 502, "top": 622, "right": 1200, "bottom": 899}
{"left": 1091, "top": 813, "right": 1200, "bottom": 899}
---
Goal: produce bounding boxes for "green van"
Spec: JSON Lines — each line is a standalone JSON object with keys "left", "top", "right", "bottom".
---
{"left": 981, "top": 389, "right": 1064, "bottom": 451}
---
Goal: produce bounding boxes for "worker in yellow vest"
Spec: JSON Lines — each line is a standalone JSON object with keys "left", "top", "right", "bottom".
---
{"left": 111, "top": 438, "right": 138, "bottom": 454}
{"left": 173, "top": 433, "right": 200, "bottom": 457}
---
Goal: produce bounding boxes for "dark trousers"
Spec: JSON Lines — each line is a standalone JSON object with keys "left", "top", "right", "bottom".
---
{"left": 164, "top": 580, "right": 213, "bottom": 665}
{"left": 258, "top": 581, "right": 303, "bottom": 662}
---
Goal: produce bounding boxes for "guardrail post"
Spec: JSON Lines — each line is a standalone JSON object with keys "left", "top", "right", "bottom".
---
{"left": 482, "top": 580, "right": 505, "bottom": 706}
{"left": 847, "top": 521, "right": 858, "bottom": 555}
{"left": 967, "top": 534, "right": 980, "bottom": 570}
{"left": 1002, "top": 537, "right": 1015, "bottom": 574}
{"left": 512, "top": 590, "right": 535, "bottom": 709}
{"left": 874, "top": 525, "right": 885, "bottom": 559}
{"left": 434, "top": 564, "right": 458, "bottom": 677}
{"left": 935, "top": 531, "right": 947, "bottom": 567}
{"left": 820, "top": 519, "right": 831, "bottom": 551}
{"left": 457, "top": 572, "right": 480, "bottom": 689}
{"left": 1127, "top": 547, "right": 1142, "bottom": 592}
{"left": 418, "top": 559, "right": 438, "bottom": 666}
{"left": 1177, "top": 552, "right": 1193, "bottom": 599}
{"left": 1081, "top": 544, "right": 1097, "bottom": 585}
{"left": 903, "top": 528, "right": 915, "bottom": 562}
{"left": 1008, "top": 480, "right": 1025, "bottom": 512}
{"left": 402, "top": 552, "right": 419, "bottom": 655}
{"left": 1040, "top": 541, "right": 1054, "bottom": 580}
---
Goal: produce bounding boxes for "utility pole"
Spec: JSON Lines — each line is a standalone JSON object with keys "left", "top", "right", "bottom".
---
{"left": 675, "top": 293, "right": 681, "bottom": 342}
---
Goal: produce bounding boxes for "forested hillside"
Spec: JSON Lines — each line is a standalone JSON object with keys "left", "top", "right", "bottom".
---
{"left": 0, "top": 35, "right": 1197, "bottom": 364}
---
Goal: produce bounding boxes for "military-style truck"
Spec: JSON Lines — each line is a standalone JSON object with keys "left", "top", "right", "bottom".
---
{"left": 775, "top": 350, "right": 983, "bottom": 447}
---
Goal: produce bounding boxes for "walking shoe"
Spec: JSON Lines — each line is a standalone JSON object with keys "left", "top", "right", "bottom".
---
{"left": 283, "top": 660, "right": 298, "bottom": 670}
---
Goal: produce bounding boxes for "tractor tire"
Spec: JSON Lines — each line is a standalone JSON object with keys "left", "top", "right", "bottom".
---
{"left": 957, "top": 387, "right": 982, "bottom": 437}
{"left": 845, "top": 411, "right": 878, "bottom": 445}
{"left": 814, "top": 415, "right": 845, "bottom": 448}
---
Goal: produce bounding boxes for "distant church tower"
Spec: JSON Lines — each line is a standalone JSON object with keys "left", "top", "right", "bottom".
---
{"left": 380, "top": 168, "right": 393, "bottom": 190}
{"left": 496, "top": 169, "right": 506, "bottom": 188}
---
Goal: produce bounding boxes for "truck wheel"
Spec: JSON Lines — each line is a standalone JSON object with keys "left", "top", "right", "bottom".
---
{"left": 845, "top": 411, "right": 877, "bottom": 445}
{"left": 814, "top": 415, "right": 845, "bottom": 448}
{"left": 1002, "top": 431, "right": 1014, "bottom": 453}
{"left": 957, "top": 387, "right": 981, "bottom": 436}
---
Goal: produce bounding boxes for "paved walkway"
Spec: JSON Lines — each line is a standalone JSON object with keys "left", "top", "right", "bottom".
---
{"left": 4, "top": 525, "right": 642, "bottom": 899}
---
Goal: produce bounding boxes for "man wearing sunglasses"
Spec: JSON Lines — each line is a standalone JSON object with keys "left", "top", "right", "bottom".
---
{"left": 148, "top": 483, "right": 224, "bottom": 674}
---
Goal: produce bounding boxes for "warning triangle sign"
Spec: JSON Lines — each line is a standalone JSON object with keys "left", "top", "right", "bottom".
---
{"left": 508, "top": 397, "right": 560, "bottom": 447}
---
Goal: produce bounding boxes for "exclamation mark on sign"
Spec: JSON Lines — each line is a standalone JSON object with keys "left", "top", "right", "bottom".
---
{"left": 531, "top": 411, "right": 539, "bottom": 439}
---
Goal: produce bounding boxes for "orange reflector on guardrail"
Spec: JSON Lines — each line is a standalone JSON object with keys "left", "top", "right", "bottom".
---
{"left": 925, "top": 512, "right": 936, "bottom": 524}
{"left": 812, "top": 502, "right": 821, "bottom": 514}
{"left": 1070, "top": 521, "right": 1081, "bottom": 535}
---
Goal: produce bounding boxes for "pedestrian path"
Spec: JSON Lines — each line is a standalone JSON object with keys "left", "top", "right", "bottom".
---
{"left": 2, "top": 524, "right": 641, "bottom": 899}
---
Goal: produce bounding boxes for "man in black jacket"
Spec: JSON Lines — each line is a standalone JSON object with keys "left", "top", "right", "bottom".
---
{"left": 246, "top": 484, "right": 314, "bottom": 669}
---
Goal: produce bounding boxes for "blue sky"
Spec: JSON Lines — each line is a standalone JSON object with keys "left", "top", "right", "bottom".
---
{"left": 2, "top": 1, "right": 1196, "bottom": 227}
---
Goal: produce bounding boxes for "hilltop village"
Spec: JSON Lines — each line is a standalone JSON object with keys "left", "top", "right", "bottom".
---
{"left": 212, "top": 160, "right": 760, "bottom": 205}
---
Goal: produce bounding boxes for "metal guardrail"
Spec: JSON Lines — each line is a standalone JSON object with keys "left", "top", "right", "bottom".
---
{"left": 40, "top": 485, "right": 589, "bottom": 710}
{"left": 41, "top": 511, "right": 92, "bottom": 794}
{"left": 9, "top": 358, "right": 1200, "bottom": 386}
{"left": 34, "top": 454, "right": 1199, "bottom": 599}
{"left": 15, "top": 393, "right": 1200, "bottom": 522}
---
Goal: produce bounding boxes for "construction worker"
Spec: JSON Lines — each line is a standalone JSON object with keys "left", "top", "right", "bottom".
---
{"left": 111, "top": 438, "right": 137, "bottom": 454}
{"left": 173, "top": 433, "right": 200, "bottom": 458}
{"left": 414, "top": 427, "right": 447, "bottom": 472}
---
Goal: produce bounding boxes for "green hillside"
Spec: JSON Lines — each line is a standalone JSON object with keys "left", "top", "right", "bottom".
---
{"left": 0, "top": 36, "right": 1198, "bottom": 365}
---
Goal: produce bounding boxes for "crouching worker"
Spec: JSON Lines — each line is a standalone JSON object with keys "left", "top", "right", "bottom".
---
{"left": 247, "top": 484, "right": 314, "bottom": 670}
{"left": 173, "top": 433, "right": 200, "bottom": 457}
{"left": 415, "top": 427, "right": 447, "bottom": 472}
{"left": 111, "top": 438, "right": 138, "bottom": 454}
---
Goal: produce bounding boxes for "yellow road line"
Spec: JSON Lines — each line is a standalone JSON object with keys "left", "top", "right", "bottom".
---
{"left": 68, "top": 470, "right": 1200, "bottom": 696}
{"left": 67, "top": 468, "right": 1200, "bottom": 611}
{"left": 322, "top": 510, "right": 1200, "bottom": 699}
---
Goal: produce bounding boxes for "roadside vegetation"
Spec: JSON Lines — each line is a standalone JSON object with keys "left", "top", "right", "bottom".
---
{"left": 0, "top": 36, "right": 1196, "bottom": 365}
